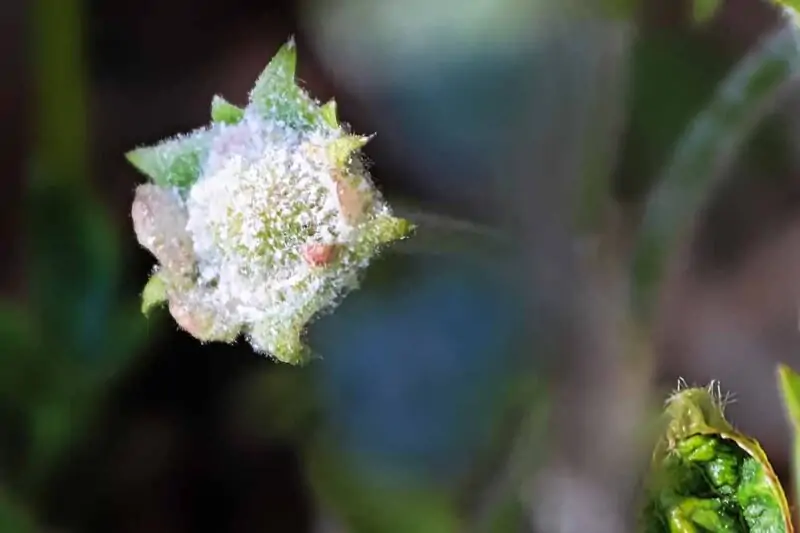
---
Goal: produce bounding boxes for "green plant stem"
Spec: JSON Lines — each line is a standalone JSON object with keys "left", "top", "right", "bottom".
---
{"left": 391, "top": 200, "right": 513, "bottom": 262}
{"left": 31, "top": 0, "right": 88, "bottom": 189}
{"left": 26, "top": 0, "right": 92, "bottom": 495}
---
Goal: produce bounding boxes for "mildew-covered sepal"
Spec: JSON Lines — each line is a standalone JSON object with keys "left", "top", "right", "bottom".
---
{"left": 127, "top": 38, "right": 414, "bottom": 364}
{"left": 641, "top": 383, "right": 793, "bottom": 533}
{"left": 126, "top": 129, "right": 212, "bottom": 189}
{"left": 248, "top": 38, "right": 327, "bottom": 130}
{"left": 210, "top": 95, "right": 244, "bottom": 125}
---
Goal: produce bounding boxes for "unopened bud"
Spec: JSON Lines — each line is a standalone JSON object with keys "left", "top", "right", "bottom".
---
{"left": 127, "top": 38, "right": 413, "bottom": 363}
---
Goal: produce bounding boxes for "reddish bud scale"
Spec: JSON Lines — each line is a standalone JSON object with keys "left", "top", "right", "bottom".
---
{"left": 302, "top": 243, "right": 337, "bottom": 266}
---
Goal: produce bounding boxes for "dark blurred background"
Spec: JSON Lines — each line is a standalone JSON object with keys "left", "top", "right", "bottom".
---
{"left": 5, "top": 0, "right": 800, "bottom": 531}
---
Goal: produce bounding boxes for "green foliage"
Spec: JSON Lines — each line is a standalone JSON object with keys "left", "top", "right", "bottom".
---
{"left": 18, "top": 0, "right": 800, "bottom": 531}
{"left": 777, "top": 365, "right": 800, "bottom": 513}
{"left": 6, "top": 0, "right": 151, "bottom": 502}
{"left": 632, "top": 24, "right": 800, "bottom": 318}
{"left": 0, "top": 489, "right": 37, "bottom": 533}
{"left": 692, "top": 0, "right": 722, "bottom": 24}
{"left": 641, "top": 385, "right": 792, "bottom": 532}
{"left": 770, "top": 0, "right": 800, "bottom": 14}
{"left": 308, "top": 449, "right": 462, "bottom": 533}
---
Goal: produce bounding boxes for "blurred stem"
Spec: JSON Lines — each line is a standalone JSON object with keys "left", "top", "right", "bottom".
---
{"left": 631, "top": 24, "right": 800, "bottom": 319}
{"left": 31, "top": 0, "right": 88, "bottom": 190}
{"left": 391, "top": 199, "right": 513, "bottom": 262}
{"left": 26, "top": 0, "right": 91, "bottom": 497}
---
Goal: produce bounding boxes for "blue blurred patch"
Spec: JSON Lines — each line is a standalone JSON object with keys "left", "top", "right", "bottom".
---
{"left": 310, "top": 253, "right": 527, "bottom": 485}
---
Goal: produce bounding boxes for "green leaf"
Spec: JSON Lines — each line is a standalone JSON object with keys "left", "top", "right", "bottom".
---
{"left": 27, "top": 184, "right": 120, "bottom": 360}
{"left": 779, "top": 364, "right": 800, "bottom": 430}
{"left": 0, "top": 488, "right": 37, "bottom": 533}
{"left": 126, "top": 129, "right": 211, "bottom": 189}
{"left": 692, "top": 0, "right": 722, "bottom": 24}
{"left": 631, "top": 25, "right": 800, "bottom": 319}
{"left": 769, "top": 0, "right": 800, "bottom": 14}
{"left": 778, "top": 364, "right": 800, "bottom": 512}
{"left": 308, "top": 448, "right": 462, "bottom": 533}
{"left": 0, "top": 302, "right": 34, "bottom": 354}
{"left": 210, "top": 95, "right": 244, "bottom": 125}
{"left": 227, "top": 365, "right": 317, "bottom": 443}
{"left": 641, "top": 384, "right": 793, "bottom": 532}
{"left": 0, "top": 301, "right": 40, "bottom": 403}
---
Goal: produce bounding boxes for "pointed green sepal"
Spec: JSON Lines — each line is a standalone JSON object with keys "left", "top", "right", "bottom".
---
{"left": 126, "top": 129, "right": 210, "bottom": 189}
{"left": 141, "top": 272, "right": 168, "bottom": 316}
{"left": 328, "top": 135, "right": 371, "bottom": 168}
{"left": 249, "top": 318, "right": 311, "bottom": 365}
{"left": 248, "top": 38, "right": 320, "bottom": 128}
{"left": 354, "top": 215, "right": 414, "bottom": 258}
{"left": 371, "top": 216, "right": 415, "bottom": 245}
{"left": 320, "top": 99, "right": 338, "bottom": 128}
{"left": 251, "top": 38, "right": 297, "bottom": 94}
{"left": 211, "top": 95, "right": 244, "bottom": 125}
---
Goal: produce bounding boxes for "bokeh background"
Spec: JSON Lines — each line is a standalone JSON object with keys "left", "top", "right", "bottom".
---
{"left": 5, "top": 0, "right": 800, "bottom": 531}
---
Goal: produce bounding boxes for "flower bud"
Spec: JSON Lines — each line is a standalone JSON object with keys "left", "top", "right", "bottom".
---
{"left": 127, "top": 39, "right": 413, "bottom": 363}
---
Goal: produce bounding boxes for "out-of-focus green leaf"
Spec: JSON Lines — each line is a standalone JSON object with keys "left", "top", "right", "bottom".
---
{"left": 778, "top": 364, "right": 800, "bottom": 431}
{"left": 26, "top": 397, "right": 88, "bottom": 488}
{"left": 97, "top": 303, "right": 153, "bottom": 378}
{"left": 0, "top": 488, "right": 37, "bottom": 533}
{"left": 692, "top": 0, "right": 722, "bottom": 24}
{"left": 31, "top": 0, "right": 86, "bottom": 189}
{"left": 308, "top": 448, "right": 462, "bottom": 533}
{"left": 770, "top": 0, "right": 800, "bottom": 15}
{"left": 778, "top": 364, "right": 800, "bottom": 509}
{"left": 26, "top": 184, "right": 119, "bottom": 361}
{"left": 0, "top": 302, "right": 34, "bottom": 357}
{"left": 226, "top": 366, "right": 317, "bottom": 443}
{"left": 0, "top": 302, "right": 38, "bottom": 403}
{"left": 22, "top": 0, "right": 150, "bottom": 508}
{"left": 631, "top": 25, "right": 800, "bottom": 318}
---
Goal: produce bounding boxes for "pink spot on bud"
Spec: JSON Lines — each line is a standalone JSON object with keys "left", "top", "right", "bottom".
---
{"left": 302, "top": 243, "right": 337, "bottom": 267}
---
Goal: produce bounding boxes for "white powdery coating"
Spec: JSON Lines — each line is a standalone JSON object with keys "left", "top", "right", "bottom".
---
{"left": 182, "top": 110, "right": 377, "bottom": 349}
